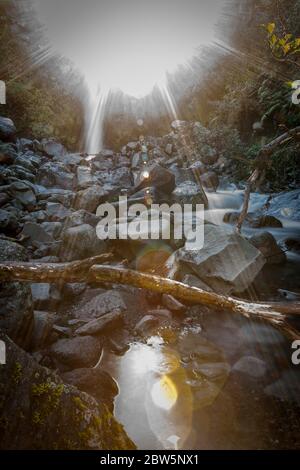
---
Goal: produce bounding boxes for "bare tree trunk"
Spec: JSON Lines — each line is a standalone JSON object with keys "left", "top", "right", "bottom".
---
{"left": 0, "top": 259, "right": 299, "bottom": 340}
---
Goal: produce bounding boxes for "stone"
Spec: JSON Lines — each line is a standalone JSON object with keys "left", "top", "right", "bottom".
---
{"left": 77, "top": 165, "right": 97, "bottom": 190}
{"left": 134, "top": 315, "right": 160, "bottom": 335}
{"left": 38, "top": 161, "right": 74, "bottom": 190}
{"left": 61, "top": 368, "right": 118, "bottom": 410}
{"left": 172, "top": 180, "right": 208, "bottom": 207}
{"left": 249, "top": 231, "right": 286, "bottom": 265}
{"left": 74, "top": 185, "right": 115, "bottom": 212}
{"left": 233, "top": 356, "right": 268, "bottom": 378}
{"left": 31, "top": 283, "right": 61, "bottom": 310}
{"left": 40, "top": 138, "right": 66, "bottom": 158}
{"left": 0, "top": 116, "right": 16, "bottom": 141}
{"left": 0, "top": 142, "right": 17, "bottom": 163}
{"left": 56, "top": 153, "right": 84, "bottom": 171}
{"left": 162, "top": 294, "right": 186, "bottom": 313}
{"left": 264, "top": 370, "right": 300, "bottom": 405}
{"left": 0, "top": 331, "right": 135, "bottom": 450}
{"left": 64, "top": 209, "right": 99, "bottom": 228}
{"left": 21, "top": 222, "right": 54, "bottom": 244}
{"left": 72, "top": 290, "right": 127, "bottom": 319}
{"left": 165, "top": 143, "right": 173, "bottom": 156}
{"left": 0, "top": 209, "right": 19, "bottom": 235}
{"left": 0, "top": 239, "right": 33, "bottom": 349}
{"left": 50, "top": 335, "right": 101, "bottom": 368}
{"left": 75, "top": 310, "right": 123, "bottom": 336}
{"left": 61, "top": 223, "right": 106, "bottom": 261}
{"left": 97, "top": 167, "right": 133, "bottom": 189}
{"left": 41, "top": 221, "right": 62, "bottom": 239}
{"left": 135, "top": 163, "right": 175, "bottom": 194}
{"left": 46, "top": 202, "right": 71, "bottom": 221}
{"left": 200, "top": 171, "right": 219, "bottom": 191}
{"left": 31, "top": 310, "right": 55, "bottom": 350}
{"left": 172, "top": 225, "right": 265, "bottom": 295}
{"left": 5, "top": 181, "right": 36, "bottom": 208}
{"left": 62, "top": 283, "right": 87, "bottom": 299}
{"left": 199, "top": 145, "right": 218, "bottom": 165}
{"left": 182, "top": 274, "right": 213, "bottom": 291}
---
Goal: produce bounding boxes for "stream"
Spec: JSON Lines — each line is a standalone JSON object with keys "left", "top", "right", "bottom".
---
{"left": 100, "top": 187, "right": 300, "bottom": 450}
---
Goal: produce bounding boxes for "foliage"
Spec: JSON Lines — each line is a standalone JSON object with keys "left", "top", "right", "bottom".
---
{"left": 263, "top": 22, "right": 300, "bottom": 66}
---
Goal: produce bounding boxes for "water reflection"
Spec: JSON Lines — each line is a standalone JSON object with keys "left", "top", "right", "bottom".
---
{"left": 101, "top": 330, "right": 229, "bottom": 450}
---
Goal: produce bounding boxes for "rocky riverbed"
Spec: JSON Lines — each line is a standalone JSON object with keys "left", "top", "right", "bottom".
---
{"left": 0, "top": 116, "right": 300, "bottom": 449}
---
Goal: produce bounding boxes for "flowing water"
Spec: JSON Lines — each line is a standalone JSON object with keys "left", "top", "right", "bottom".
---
{"left": 101, "top": 187, "right": 300, "bottom": 449}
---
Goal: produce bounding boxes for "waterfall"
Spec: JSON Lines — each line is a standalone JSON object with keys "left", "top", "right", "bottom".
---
{"left": 84, "top": 86, "right": 107, "bottom": 154}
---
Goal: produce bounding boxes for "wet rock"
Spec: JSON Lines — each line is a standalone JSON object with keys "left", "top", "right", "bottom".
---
{"left": 21, "top": 222, "right": 54, "bottom": 244}
{"left": 135, "top": 163, "right": 175, "bottom": 194}
{"left": 74, "top": 184, "right": 115, "bottom": 212}
{"left": 61, "top": 223, "right": 106, "bottom": 261}
{"left": 4, "top": 181, "right": 36, "bottom": 208}
{"left": 263, "top": 189, "right": 300, "bottom": 221}
{"left": 76, "top": 165, "right": 97, "bottom": 190}
{"left": 65, "top": 209, "right": 99, "bottom": 228}
{"left": 0, "top": 192, "right": 9, "bottom": 207}
{"left": 162, "top": 294, "right": 186, "bottom": 313}
{"left": 134, "top": 315, "right": 160, "bottom": 335}
{"left": 31, "top": 283, "right": 61, "bottom": 310}
{"left": 200, "top": 171, "right": 219, "bottom": 191}
{"left": 30, "top": 310, "right": 55, "bottom": 350}
{"left": 0, "top": 331, "right": 135, "bottom": 450}
{"left": 75, "top": 310, "right": 123, "bottom": 336}
{"left": 38, "top": 161, "right": 74, "bottom": 190}
{"left": 40, "top": 138, "right": 66, "bottom": 158}
{"left": 62, "top": 282, "right": 87, "bottom": 299}
{"left": 45, "top": 202, "right": 71, "bottom": 221}
{"left": 0, "top": 239, "right": 33, "bottom": 349}
{"left": 170, "top": 225, "right": 265, "bottom": 295}
{"left": 172, "top": 180, "right": 208, "bottom": 207}
{"left": 50, "top": 335, "right": 101, "bottom": 368}
{"left": 14, "top": 153, "right": 41, "bottom": 173}
{"left": 97, "top": 167, "right": 133, "bottom": 189}
{"left": 72, "top": 290, "right": 127, "bottom": 319}
{"left": 199, "top": 145, "right": 218, "bottom": 165}
{"left": 37, "top": 188, "right": 74, "bottom": 207}
{"left": 0, "top": 142, "right": 17, "bottom": 163}
{"left": 61, "top": 368, "right": 118, "bottom": 410}
{"left": 264, "top": 370, "right": 300, "bottom": 405}
{"left": 254, "top": 214, "right": 283, "bottom": 228}
{"left": 233, "top": 356, "right": 268, "bottom": 379}
{"left": 0, "top": 208, "right": 19, "bottom": 235}
{"left": 55, "top": 153, "right": 84, "bottom": 172}
{"left": 182, "top": 274, "right": 213, "bottom": 291}
{"left": 0, "top": 116, "right": 16, "bottom": 141}
{"left": 41, "top": 221, "right": 62, "bottom": 239}
{"left": 249, "top": 231, "right": 286, "bottom": 265}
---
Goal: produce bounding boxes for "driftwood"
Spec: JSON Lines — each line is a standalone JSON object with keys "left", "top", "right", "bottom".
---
{"left": 236, "top": 126, "right": 300, "bottom": 233}
{"left": 0, "top": 258, "right": 299, "bottom": 341}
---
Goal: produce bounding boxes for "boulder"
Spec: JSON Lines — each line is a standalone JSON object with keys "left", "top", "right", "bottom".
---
{"left": 232, "top": 355, "right": 268, "bottom": 379}
{"left": 0, "top": 116, "right": 16, "bottom": 142}
{"left": 223, "top": 211, "right": 283, "bottom": 228}
{"left": 134, "top": 315, "right": 159, "bottom": 335}
{"left": 37, "top": 162, "right": 74, "bottom": 190}
{"left": 4, "top": 181, "right": 36, "bottom": 208}
{"left": 41, "top": 221, "right": 62, "bottom": 239}
{"left": 0, "top": 142, "right": 17, "bottom": 163}
{"left": 61, "top": 223, "right": 106, "bottom": 261}
{"left": 97, "top": 167, "right": 133, "bottom": 189}
{"left": 21, "top": 222, "right": 54, "bottom": 245}
{"left": 65, "top": 209, "right": 99, "bottom": 228}
{"left": 199, "top": 145, "right": 218, "bottom": 165}
{"left": 135, "top": 163, "right": 175, "bottom": 194}
{"left": 37, "top": 188, "right": 74, "bottom": 207}
{"left": 76, "top": 165, "right": 97, "bottom": 190}
{"left": 172, "top": 180, "right": 208, "bottom": 207}
{"left": 40, "top": 138, "right": 66, "bottom": 158}
{"left": 0, "top": 331, "right": 134, "bottom": 450}
{"left": 45, "top": 202, "right": 71, "bottom": 221}
{"left": 249, "top": 231, "right": 286, "bottom": 264}
{"left": 30, "top": 310, "right": 55, "bottom": 350}
{"left": 170, "top": 225, "right": 265, "bottom": 295}
{"left": 50, "top": 335, "right": 101, "bottom": 368}
{"left": 72, "top": 290, "right": 127, "bottom": 320}
{"left": 74, "top": 185, "right": 115, "bottom": 213}
{"left": 55, "top": 153, "right": 84, "bottom": 172}
{"left": 14, "top": 153, "right": 41, "bottom": 173}
{"left": 0, "top": 239, "right": 33, "bottom": 349}
{"left": 75, "top": 310, "right": 123, "bottom": 336}
{"left": 0, "top": 208, "right": 19, "bottom": 235}
{"left": 31, "top": 283, "right": 61, "bottom": 310}
{"left": 61, "top": 368, "right": 118, "bottom": 410}
{"left": 200, "top": 171, "right": 219, "bottom": 191}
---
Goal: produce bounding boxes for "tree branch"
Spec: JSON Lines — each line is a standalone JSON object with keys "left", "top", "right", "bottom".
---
{"left": 0, "top": 259, "right": 299, "bottom": 341}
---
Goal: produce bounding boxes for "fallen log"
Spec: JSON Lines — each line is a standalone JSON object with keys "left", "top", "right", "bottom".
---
{"left": 0, "top": 258, "right": 299, "bottom": 341}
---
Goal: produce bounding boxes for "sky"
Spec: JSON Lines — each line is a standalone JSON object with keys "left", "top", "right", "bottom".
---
{"left": 32, "top": 0, "right": 224, "bottom": 97}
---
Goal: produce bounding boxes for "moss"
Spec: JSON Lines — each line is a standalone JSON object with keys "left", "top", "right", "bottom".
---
{"left": 72, "top": 395, "right": 87, "bottom": 412}
{"left": 31, "top": 381, "right": 64, "bottom": 425}
{"left": 13, "top": 361, "right": 22, "bottom": 385}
